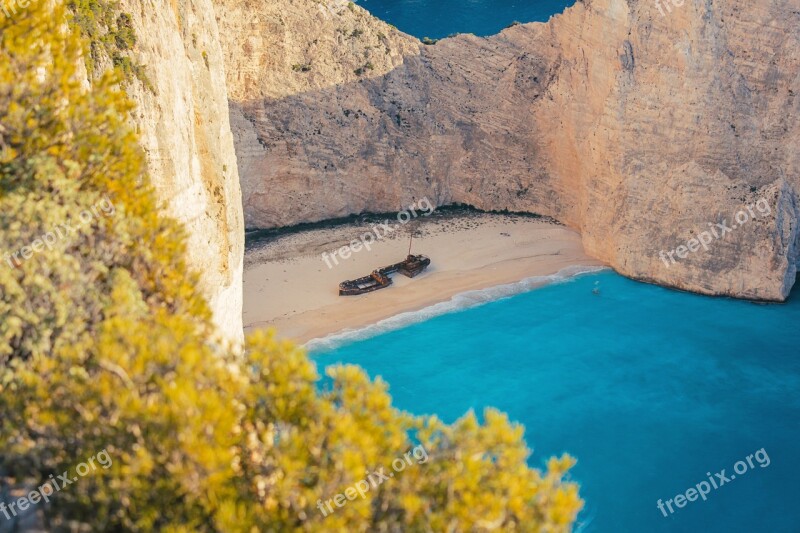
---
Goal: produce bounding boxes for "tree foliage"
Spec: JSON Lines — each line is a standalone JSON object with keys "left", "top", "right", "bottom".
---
{"left": 0, "top": 1, "right": 583, "bottom": 531}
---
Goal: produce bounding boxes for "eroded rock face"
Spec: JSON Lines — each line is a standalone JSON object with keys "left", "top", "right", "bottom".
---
{"left": 120, "top": 0, "right": 245, "bottom": 342}
{"left": 219, "top": 0, "right": 799, "bottom": 300}
{"left": 540, "top": 0, "right": 800, "bottom": 301}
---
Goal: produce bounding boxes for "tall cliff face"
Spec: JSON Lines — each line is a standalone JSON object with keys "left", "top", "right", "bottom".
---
{"left": 219, "top": 0, "right": 799, "bottom": 301}
{"left": 538, "top": 0, "right": 800, "bottom": 301}
{"left": 215, "top": 0, "right": 419, "bottom": 227}
{"left": 113, "top": 0, "right": 245, "bottom": 342}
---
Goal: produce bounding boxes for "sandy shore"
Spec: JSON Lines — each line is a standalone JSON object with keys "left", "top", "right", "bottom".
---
{"left": 243, "top": 211, "right": 604, "bottom": 345}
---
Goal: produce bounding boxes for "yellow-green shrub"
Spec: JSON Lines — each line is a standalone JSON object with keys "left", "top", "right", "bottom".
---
{"left": 0, "top": 1, "right": 582, "bottom": 531}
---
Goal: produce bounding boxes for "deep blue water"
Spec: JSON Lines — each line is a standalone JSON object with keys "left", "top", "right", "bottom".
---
{"left": 354, "top": 0, "right": 575, "bottom": 39}
{"left": 313, "top": 271, "right": 800, "bottom": 532}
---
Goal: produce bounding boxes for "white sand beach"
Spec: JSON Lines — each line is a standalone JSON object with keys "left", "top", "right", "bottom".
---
{"left": 243, "top": 212, "right": 604, "bottom": 345}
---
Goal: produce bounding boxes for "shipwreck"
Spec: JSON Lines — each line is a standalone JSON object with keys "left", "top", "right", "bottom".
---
{"left": 339, "top": 254, "right": 431, "bottom": 296}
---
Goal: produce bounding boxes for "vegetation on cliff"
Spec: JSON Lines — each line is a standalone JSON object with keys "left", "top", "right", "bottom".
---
{"left": 67, "top": 0, "right": 151, "bottom": 88}
{"left": 0, "top": 1, "right": 582, "bottom": 530}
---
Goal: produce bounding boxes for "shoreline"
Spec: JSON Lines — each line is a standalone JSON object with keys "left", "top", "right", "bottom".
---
{"left": 243, "top": 211, "right": 605, "bottom": 345}
{"left": 304, "top": 264, "right": 608, "bottom": 352}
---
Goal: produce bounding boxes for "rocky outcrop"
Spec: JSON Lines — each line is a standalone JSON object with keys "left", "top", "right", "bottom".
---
{"left": 538, "top": 0, "right": 800, "bottom": 301}
{"left": 117, "top": 0, "right": 245, "bottom": 342}
{"left": 219, "top": 0, "right": 799, "bottom": 301}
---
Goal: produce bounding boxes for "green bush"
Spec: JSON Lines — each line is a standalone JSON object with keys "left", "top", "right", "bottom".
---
{"left": 67, "top": 0, "right": 148, "bottom": 88}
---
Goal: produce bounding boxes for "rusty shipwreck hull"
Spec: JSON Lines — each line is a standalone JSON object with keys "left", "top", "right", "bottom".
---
{"left": 339, "top": 255, "right": 431, "bottom": 296}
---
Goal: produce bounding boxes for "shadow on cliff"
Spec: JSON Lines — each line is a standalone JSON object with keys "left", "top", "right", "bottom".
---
{"left": 230, "top": 26, "right": 575, "bottom": 231}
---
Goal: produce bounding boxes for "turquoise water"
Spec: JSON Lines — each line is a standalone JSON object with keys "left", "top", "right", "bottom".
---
{"left": 354, "top": 0, "right": 575, "bottom": 38}
{"left": 313, "top": 271, "right": 800, "bottom": 532}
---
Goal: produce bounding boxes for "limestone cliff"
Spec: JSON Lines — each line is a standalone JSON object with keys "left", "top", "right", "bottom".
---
{"left": 219, "top": 0, "right": 799, "bottom": 301}
{"left": 102, "top": 0, "right": 245, "bottom": 342}
{"left": 215, "top": 0, "right": 419, "bottom": 227}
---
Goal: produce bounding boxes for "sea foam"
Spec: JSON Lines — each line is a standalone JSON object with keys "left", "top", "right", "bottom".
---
{"left": 304, "top": 264, "right": 608, "bottom": 353}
